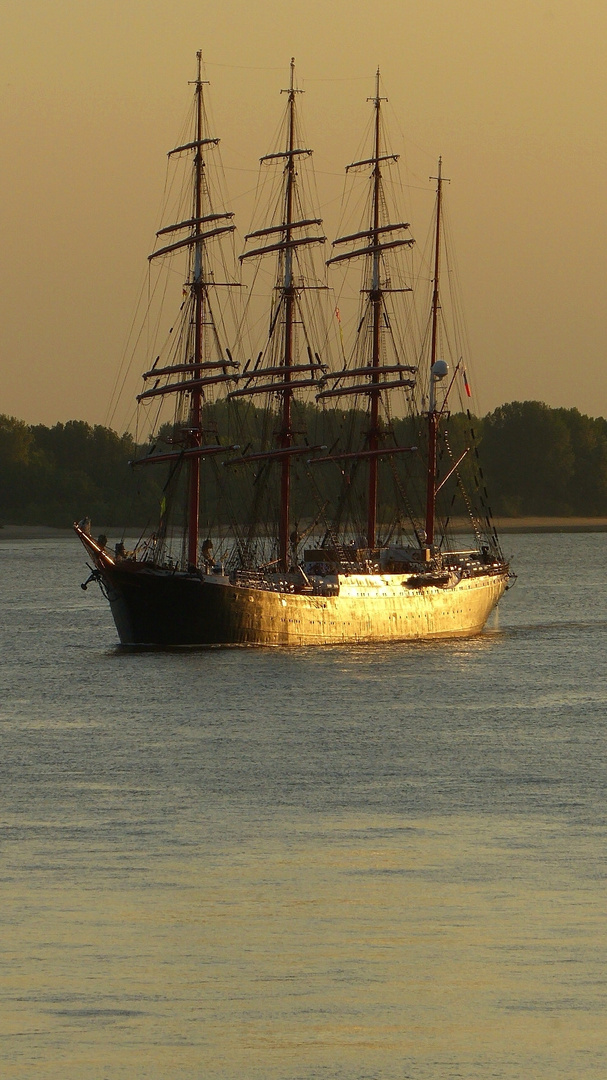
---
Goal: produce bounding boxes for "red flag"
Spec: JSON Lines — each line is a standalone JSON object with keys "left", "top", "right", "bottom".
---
{"left": 463, "top": 369, "right": 472, "bottom": 398}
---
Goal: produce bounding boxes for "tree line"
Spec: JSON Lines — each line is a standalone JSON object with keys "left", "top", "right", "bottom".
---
{"left": 1, "top": 400, "right": 607, "bottom": 527}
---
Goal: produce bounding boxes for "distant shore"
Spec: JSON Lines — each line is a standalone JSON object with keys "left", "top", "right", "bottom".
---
{"left": 2, "top": 518, "right": 607, "bottom": 541}
{"left": 493, "top": 517, "right": 607, "bottom": 533}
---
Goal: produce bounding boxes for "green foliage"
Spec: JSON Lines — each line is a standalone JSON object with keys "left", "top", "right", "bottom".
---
{"left": 2, "top": 400, "right": 607, "bottom": 527}
{"left": 481, "top": 402, "right": 607, "bottom": 515}
{"left": 0, "top": 417, "right": 162, "bottom": 526}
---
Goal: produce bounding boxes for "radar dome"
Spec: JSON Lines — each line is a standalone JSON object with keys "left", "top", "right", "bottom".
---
{"left": 431, "top": 359, "right": 448, "bottom": 379}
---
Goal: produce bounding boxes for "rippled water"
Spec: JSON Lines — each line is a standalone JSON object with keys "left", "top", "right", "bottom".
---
{"left": 1, "top": 534, "right": 606, "bottom": 1078}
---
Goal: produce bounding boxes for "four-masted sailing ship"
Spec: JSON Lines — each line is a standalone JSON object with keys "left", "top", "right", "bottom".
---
{"left": 75, "top": 55, "right": 510, "bottom": 646}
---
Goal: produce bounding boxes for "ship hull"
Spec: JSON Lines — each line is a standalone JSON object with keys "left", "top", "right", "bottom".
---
{"left": 87, "top": 554, "right": 507, "bottom": 647}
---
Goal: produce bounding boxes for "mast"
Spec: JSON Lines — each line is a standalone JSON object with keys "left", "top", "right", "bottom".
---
{"left": 235, "top": 59, "right": 327, "bottom": 573}
{"left": 279, "top": 57, "right": 298, "bottom": 572}
{"left": 138, "top": 54, "right": 237, "bottom": 563}
{"left": 424, "top": 157, "right": 445, "bottom": 550}
{"left": 187, "top": 50, "right": 205, "bottom": 568}
{"left": 322, "top": 70, "right": 415, "bottom": 549}
{"left": 367, "top": 68, "right": 385, "bottom": 550}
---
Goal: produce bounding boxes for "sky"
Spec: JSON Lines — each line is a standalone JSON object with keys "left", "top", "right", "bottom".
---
{"left": 1, "top": 0, "right": 607, "bottom": 427}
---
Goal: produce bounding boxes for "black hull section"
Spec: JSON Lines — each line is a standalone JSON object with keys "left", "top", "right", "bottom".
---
{"left": 103, "top": 566, "right": 240, "bottom": 647}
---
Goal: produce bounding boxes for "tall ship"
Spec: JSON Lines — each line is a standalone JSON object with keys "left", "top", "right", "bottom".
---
{"left": 76, "top": 56, "right": 510, "bottom": 646}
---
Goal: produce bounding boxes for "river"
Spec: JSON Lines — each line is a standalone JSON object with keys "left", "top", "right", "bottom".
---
{"left": 1, "top": 533, "right": 606, "bottom": 1078}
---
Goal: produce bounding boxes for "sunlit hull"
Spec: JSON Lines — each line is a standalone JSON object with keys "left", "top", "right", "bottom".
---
{"left": 76, "top": 528, "right": 507, "bottom": 647}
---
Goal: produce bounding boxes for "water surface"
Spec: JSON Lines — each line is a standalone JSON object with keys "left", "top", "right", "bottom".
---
{"left": 1, "top": 534, "right": 606, "bottom": 1078}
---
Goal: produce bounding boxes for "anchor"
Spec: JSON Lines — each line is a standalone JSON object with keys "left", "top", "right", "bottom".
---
{"left": 81, "top": 564, "right": 102, "bottom": 591}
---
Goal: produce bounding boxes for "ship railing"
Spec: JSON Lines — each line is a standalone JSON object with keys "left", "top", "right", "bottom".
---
{"left": 231, "top": 570, "right": 295, "bottom": 593}
{"left": 231, "top": 569, "right": 340, "bottom": 596}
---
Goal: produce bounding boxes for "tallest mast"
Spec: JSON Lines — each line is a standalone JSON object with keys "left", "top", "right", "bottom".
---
{"left": 278, "top": 57, "right": 299, "bottom": 572}
{"left": 136, "top": 53, "right": 237, "bottom": 564}
{"left": 187, "top": 50, "right": 205, "bottom": 567}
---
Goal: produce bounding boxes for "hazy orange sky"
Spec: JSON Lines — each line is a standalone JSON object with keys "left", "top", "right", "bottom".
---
{"left": 2, "top": 0, "right": 606, "bottom": 427}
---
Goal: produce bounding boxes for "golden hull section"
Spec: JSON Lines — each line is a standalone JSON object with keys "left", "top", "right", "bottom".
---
{"left": 202, "top": 572, "right": 508, "bottom": 646}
